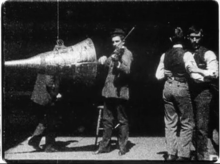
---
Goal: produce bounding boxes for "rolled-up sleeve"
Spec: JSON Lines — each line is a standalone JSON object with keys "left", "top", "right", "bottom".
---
{"left": 183, "top": 52, "right": 205, "bottom": 82}
{"left": 203, "top": 50, "right": 219, "bottom": 78}
{"left": 155, "top": 53, "right": 165, "bottom": 80}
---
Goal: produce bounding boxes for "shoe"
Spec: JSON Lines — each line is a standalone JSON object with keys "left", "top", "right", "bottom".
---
{"left": 166, "top": 154, "right": 177, "bottom": 161}
{"left": 177, "top": 156, "right": 190, "bottom": 161}
{"left": 190, "top": 151, "right": 197, "bottom": 160}
{"left": 118, "top": 150, "right": 126, "bottom": 156}
{"left": 190, "top": 154, "right": 197, "bottom": 160}
{"left": 94, "top": 147, "right": 111, "bottom": 154}
{"left": 44, "top": 145, "right": 58, "bottom": 152}
{"left": 28, "top": 136, "right": 42, "bottom": 151}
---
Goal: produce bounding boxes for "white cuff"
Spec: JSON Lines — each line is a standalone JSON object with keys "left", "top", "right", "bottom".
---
{"left": 117, "top": 62, "right": 121, "bottom": 68}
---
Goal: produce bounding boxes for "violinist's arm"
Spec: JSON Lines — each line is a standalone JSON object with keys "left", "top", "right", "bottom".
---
{"left": 98, "top": 55, "right": 112, "bottom": 67}
{"left": 116, "top": 50, "right": 133, "bottom": 74}
{"left": 104, "top": 56, "right": 112, "bottom": 66}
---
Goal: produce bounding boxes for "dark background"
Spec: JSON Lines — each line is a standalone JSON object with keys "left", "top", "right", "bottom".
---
{"left": 2, "top": 1, "right": 219, "bottom": 151}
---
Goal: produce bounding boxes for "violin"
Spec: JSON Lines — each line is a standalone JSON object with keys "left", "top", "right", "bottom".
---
{"left": 111, "top": 46, "right": 125, "bottom": 62}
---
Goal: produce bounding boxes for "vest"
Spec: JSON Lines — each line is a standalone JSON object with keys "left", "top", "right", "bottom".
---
{"left": 164, "top": 47, "right": 187, "bottom": 77}
{"left": 31, "top": 74, "right": 59, "bottom": 106}
{"left": 193, "top": 46, "right": 208, "bottom": 69}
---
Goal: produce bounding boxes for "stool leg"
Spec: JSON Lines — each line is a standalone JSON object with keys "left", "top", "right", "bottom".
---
{"left": 95, "top": 108, "right": 102, "bottom": 146}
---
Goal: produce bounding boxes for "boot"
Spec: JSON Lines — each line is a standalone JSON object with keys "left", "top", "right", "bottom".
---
{"left": 94, "top": 128, "right": 112, "bottom": 154}
{"left": 28, "top": 135, "right": 42, "bottom": 151}
{"left": 118, "top": 124, "right": 129, "bottom": 156}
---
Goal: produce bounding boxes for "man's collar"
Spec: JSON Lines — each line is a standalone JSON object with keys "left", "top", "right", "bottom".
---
{"left": 173, "top": 44, "right": 183, "bottom": 48}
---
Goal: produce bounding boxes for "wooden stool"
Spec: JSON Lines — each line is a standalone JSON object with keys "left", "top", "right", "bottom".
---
{"left": 95, "top": 105, "right": 104, "bottom": 146}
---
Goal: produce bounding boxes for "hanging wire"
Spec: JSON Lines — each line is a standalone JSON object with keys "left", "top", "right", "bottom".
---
{"left": 57, "top": 0, "right": 59, "bottom": 41}
{"left": 54, "top": 0, "right": 65, "bottom": 51}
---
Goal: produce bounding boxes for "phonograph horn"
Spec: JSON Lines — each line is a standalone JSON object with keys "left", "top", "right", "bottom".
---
{"left": 5, "top": 38, "right": 98, "bottom": 84}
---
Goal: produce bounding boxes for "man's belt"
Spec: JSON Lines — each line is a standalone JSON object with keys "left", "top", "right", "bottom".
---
{"left": 168, "top": 76, "right": 187, "bottom": 83}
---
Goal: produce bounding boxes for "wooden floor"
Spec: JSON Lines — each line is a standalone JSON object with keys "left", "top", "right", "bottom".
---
{"left": 3, "top": 136, "right": 219, "bottom": 162}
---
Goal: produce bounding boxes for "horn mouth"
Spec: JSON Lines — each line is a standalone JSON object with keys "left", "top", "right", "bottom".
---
{"left": 5, "top": 57, "right": 41, "bottom": 67}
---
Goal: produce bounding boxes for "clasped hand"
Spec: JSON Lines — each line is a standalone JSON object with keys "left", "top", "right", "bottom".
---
{"left": 187, "top": 65, "right": 217, "bottom": 78}
{"left": 187, "top": 65, "right": 199, "bottom": 73}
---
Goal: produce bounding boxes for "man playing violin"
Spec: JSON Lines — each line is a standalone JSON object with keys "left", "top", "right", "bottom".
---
{"left": 95, "top": 28, "right": 133, "bottom": 156}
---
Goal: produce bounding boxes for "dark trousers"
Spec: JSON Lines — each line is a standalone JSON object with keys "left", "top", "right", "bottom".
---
{"left": 31, "top": 102, "right": 61, "bottom": 146}
{"left": 99, "top": 98, "right": 129, "bottom": 152}
{"left": 191, "top": 88, "right": 212, "bottom": 160}
{"left": 209, "top": 88, "right": 219, "bottom": 154}
{"left": 163, "top": 80, "right": 194, "bottom": 158}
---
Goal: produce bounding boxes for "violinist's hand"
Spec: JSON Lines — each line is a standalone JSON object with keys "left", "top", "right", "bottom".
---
{"left": 56, "top": 93, "right": 62, "bottom": 99}
{"left": 98, "top": 56, "right": 107, "bottom": 65}
{"left": 56, "top": 93, "right": 62, "bottom": 102}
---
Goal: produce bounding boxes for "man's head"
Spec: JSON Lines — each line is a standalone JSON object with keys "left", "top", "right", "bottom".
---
{"left": 187, "top": 25, "right": 203, "bottom": 50}
{"left": 111, "top": 28, "right": 125, "bottom": 49}
{"left": 169, "top": 27, "right": 184, "bottom": 44}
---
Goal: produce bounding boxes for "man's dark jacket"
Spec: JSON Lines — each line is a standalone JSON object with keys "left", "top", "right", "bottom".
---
{"left": 102, "top": 47, "right": 133, "bottom": 100}
{"left": 31, "top": 73, "right": 59, "bottom": 106}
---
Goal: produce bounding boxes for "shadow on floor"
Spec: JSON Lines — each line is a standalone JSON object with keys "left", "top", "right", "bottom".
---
{"left": 56, "top": 140, "right": 135, "bottom": 153}
{"left": 6, "top": 139, "right": 135, "bottom": 155}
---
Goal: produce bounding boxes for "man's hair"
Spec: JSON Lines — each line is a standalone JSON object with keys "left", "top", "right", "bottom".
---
{"left": 187, "top": 25, "right": 203, "bottom": 36}
{"left": 170, "top": 27, "right": 184, "bottom": 44}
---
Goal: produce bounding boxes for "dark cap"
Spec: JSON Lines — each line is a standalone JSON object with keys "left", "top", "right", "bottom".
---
{"left": 111, "top": 28, "right": 125, "bottom": 37}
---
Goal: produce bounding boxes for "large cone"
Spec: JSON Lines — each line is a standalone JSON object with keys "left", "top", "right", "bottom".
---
{"left": 5, "top": 38, "right": 97, "bottom": 84}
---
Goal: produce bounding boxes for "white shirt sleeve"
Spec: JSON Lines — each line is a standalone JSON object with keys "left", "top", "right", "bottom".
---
{"left": 155, "top": 53, "right": 165, "bottom": 80}
{"left": 183, "top": 51, "right": 205, "bottom": 82}
{"left": 203, "top": 50, "right": 219, "bottom": 78}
